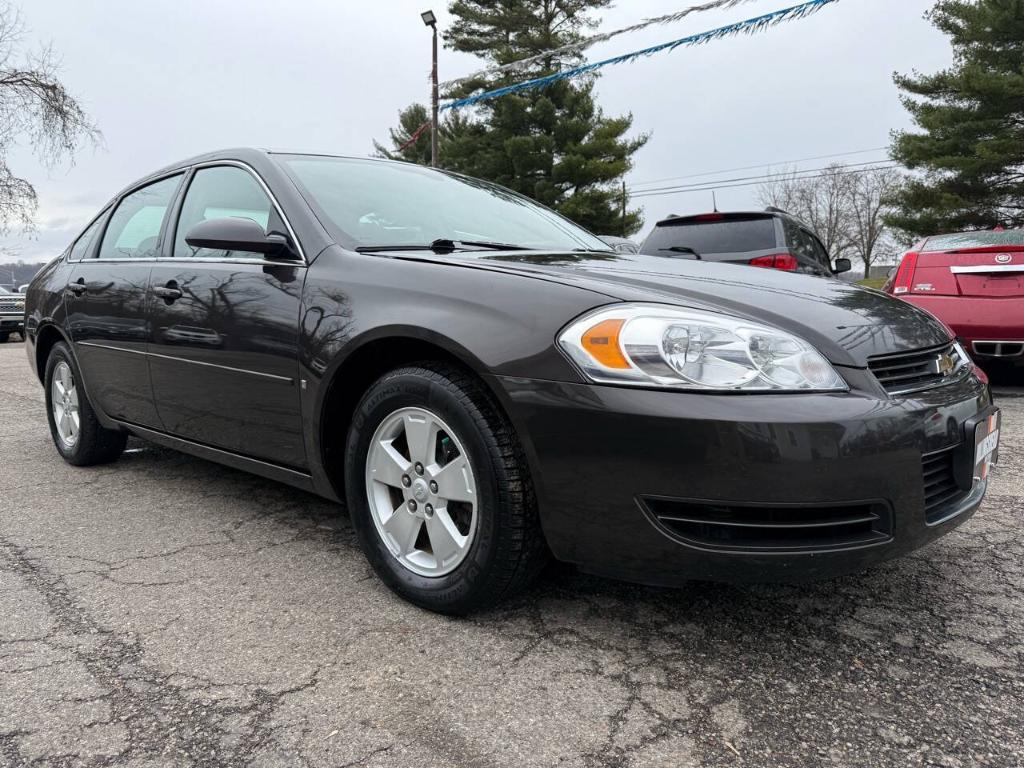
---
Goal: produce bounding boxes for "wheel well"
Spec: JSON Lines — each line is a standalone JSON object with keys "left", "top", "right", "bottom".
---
{"left": 320, "top": 337, "right": 497, "bottom": 500}
{"left": 34, "top": 325, "right": 65, "bottom": 383}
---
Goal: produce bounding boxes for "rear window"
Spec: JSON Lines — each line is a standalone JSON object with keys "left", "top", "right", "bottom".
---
{"left": 641, "top": 217, "right": 777, "bottom": 255}
{"left": 923, "top": 230, "right": 1024, "bottom": 251}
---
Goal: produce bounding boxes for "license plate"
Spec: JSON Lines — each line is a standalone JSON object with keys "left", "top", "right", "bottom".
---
{"left": 974, "top": 411, "right": 1000, "bottom": 481}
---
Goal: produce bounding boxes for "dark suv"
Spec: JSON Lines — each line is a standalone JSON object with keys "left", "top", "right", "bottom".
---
{"left": 640, "top": 209, "right": 851, "bottom": 277}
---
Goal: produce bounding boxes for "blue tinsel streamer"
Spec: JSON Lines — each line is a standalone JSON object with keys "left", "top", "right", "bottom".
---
{"left": 440, "top": 0, "right": 839, "bottom": 112}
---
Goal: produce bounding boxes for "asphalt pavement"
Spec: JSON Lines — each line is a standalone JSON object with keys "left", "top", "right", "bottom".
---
{"left": 1, "top": 340, "right": 1022, "bottom": 768}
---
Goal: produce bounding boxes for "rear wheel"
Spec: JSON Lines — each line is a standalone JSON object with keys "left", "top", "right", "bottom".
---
{"left": 345, "top": 364, "right": 547, "bottom": 614}
{"left": 0, "top": 332, "right": 9, "bottom": 343}
{"left": 44, "top": 342, "right": 127, "bottom": 466}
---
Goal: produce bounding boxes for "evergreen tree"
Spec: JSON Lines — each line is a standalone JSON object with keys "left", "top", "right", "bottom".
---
{"left": 375, "top": 0, "right": 648, "bottom": 236}
{"left": 372, "top": 104, "right": 475, "bottom": 166}
{"left": 888, "top": 0, "right": 1024, "bottom": 236}
{"left": 373, "top": 104, "right": 434, "bottom": 166}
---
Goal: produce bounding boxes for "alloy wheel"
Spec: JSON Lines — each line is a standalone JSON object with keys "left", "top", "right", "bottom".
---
{"left": 365, "top": 406, "right": 478, "bottom": 577}
{"left": 51, "top": 360, "right": 80, "bottom": 449}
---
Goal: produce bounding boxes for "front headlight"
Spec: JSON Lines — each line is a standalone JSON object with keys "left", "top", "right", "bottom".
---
{"left": 558, "top": 304, "right": 848, "bottom": 392}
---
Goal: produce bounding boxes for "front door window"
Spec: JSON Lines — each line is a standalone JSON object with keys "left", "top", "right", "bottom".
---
{"left": 173, "top": 166, "right": 279, "bottom": 260}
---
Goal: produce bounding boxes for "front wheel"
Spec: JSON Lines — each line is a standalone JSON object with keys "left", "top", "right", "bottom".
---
{"left": 44, "top": 342, "right": 127, "bottom": 466}
{"left": 345, "top": 364, "right": 547, "bottom": 614}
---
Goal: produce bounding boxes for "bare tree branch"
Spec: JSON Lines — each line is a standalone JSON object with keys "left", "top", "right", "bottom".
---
{"left": 759, "top": 163, "right": 902, "bottom": 278}
{"left": 0, "top": 1, "right": 100, "bottom": 234}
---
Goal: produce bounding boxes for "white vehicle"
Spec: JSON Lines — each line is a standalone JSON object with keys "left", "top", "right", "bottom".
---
{"left": 0, "top": 285, "right": 25, "bottom": 341}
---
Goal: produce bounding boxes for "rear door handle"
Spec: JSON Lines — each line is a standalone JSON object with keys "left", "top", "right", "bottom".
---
{"left": 153, "top": 282, "right": 182, "bottom": 302}
{"left": 66, "top": 279, "right": 87, "bottom": 296}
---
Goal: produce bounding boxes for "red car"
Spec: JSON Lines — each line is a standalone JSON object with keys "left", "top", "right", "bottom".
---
{"left": 885, "top": 229, "right": 1024, "bottom": 369}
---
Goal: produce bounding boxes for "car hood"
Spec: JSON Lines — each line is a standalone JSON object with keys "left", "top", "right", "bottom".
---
{"left": 422, "top": 250, "right": 952, "bottom": 368}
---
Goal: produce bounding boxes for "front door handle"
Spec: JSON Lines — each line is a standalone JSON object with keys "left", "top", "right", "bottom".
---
{"left": 66, "top": 279, "right": 87, "bottom": 296}
{"left": 153, "top": 282, "right": 182, "bottom": 302}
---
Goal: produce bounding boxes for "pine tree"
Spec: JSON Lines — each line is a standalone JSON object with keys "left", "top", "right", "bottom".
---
{"left": 372, "top": 104, "right": 475, "bottom": 166}
{"left": 375, "top": 0, "right": 648, "bottom": 236}
{"left": 888, "top": 0, "right": 1024, "bottom": 236}
{"left": 373, "top": 104, "right": 434, "bottom": 166}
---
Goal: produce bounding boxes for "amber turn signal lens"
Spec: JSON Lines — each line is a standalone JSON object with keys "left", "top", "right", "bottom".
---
{"left": 581, "top": 319, "right": 631, "bottom": 369}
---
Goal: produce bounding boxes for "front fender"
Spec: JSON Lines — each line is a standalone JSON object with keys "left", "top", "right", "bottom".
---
{"left": 296, "top": 245, "right": 611, "bottom": 498}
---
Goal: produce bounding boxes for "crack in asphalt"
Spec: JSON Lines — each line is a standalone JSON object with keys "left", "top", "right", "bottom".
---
{"left": 0, "top": 537, "right": 328, "bottom": 767}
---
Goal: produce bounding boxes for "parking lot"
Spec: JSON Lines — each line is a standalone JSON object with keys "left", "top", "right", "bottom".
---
{"left": 0, "top": 340, "right": 1022, "bottom": 767}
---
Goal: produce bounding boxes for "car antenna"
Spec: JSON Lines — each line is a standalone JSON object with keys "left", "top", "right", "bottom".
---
{"left": 712, "top": 190, "right": 719, "bottom": 213}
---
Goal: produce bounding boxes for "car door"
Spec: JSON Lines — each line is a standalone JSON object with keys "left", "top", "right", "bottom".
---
{"left": 147, "top": 163, "right": 307, "bottom": 468}
{"left": 64, "top": 174, "right": 183, "bottom": 426}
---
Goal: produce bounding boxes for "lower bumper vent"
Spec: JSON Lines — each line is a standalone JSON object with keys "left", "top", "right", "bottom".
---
{"left": 922, "top": 446, "right": 970, "bottom": 523}
{"left": 640, "top": 497, "right": 892, "bottom": 552}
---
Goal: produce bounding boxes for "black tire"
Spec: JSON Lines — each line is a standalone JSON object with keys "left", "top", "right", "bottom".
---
{"left": 44, "top": 341, "right": 127, "bottom": 466}
{"left": 0, "top": 332, "right": 9, "bottom": 343}
{"left": 345, "top": 364, "right": 548, "bottom": 614}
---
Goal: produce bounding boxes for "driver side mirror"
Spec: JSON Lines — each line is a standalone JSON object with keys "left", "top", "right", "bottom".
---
{"left": 184, "top": 217, "right": 296, "bottom": 259}
{"left": 833, "top": 258, "right": 852, "bottom": 274}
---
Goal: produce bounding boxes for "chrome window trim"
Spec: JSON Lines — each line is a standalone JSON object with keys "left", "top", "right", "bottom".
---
{"left": 181, "top": 160, "right": 308, "bottom": 264}
{"left": 66, "top": 256, "right": 307, "bottom": 268}
{"left": 76, "top": 341, "right": 294, "bottom": 383}
{"left": 68, "top": 160, "right": 308, "bottom": 265}
{"left": 949, "top": 264, "right": 1024, "bottom": 274}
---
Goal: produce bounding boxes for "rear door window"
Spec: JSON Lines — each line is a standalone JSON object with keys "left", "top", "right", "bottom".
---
{"left": 643, "top": 217, "right": 777, "bottom": 256}
{"left": 68, "top": 214, "right": 106, "bottom": 261}
{"left": 97, "top": 175, "right": 183, "bottom": 260}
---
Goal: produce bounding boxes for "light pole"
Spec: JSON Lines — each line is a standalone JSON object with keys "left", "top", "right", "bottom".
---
{"left": 421, "top": 10, "right": 439, "bottom": 168}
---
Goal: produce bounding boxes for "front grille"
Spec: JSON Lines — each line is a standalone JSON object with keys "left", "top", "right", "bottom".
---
{"left": 0, "top": 300, "right": 23, "bottom": 313}
{"left": 868, "top": 343, "right": 964, "bottom": 395}
{"left": 922, "top": 446, "right": 969, "bottom": 523}
{"left": 641, "top": 497, "right": 892, "bottom": 552}
{"left": 973, "top": 341, "right": 1024, "bottom": 358}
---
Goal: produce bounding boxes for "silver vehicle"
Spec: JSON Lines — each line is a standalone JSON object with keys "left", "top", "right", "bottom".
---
{"left": 0, "top": 286, "right": 25, "bottom": 342}
{"left": 597, "top": 235, "right": 640, "bottom": 254}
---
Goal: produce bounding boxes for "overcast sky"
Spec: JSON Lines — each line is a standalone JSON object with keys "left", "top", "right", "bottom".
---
{"left": 3, "top": 0, "right": 951, "bottom": 262}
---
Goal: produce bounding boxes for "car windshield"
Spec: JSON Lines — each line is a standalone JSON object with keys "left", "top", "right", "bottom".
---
{"left": 280, "top": 156, "right": 609, "bottom": 252}
{"left": 924, "top": 230, "right": 1024, "bottom": 251}
{"left": 641, "top": 217, "right": 777, "bottom": 255}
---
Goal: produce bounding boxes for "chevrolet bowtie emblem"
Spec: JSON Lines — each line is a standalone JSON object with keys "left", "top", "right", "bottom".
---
{"left": 936, "top": 353, "right": 956, "bottom": 376}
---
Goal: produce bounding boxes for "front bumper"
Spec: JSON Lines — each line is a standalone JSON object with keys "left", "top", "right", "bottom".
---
{"left": 494, "top": 370, "right": 993, "bottom": 586}
{"left": 0, "top": 314, "right": 24, "bottom": 333}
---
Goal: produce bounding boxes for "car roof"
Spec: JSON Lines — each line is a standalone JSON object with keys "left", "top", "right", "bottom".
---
{"left": 113, "top": 147, "right": 405, "bottom": 201}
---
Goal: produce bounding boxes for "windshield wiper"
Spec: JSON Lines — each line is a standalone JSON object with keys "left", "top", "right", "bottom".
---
{"left": 355, "top": 239, "right": 530, "bottom": 254}
{"left": 437, "top": 239, "right": 529, "bottom": 251}
{"left": 658, "top": 246, "right": 702, "bottom": 259}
